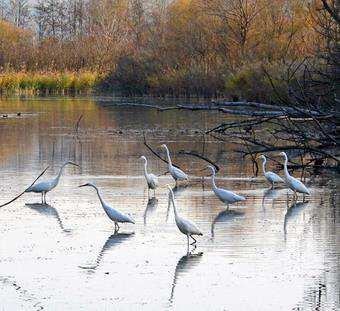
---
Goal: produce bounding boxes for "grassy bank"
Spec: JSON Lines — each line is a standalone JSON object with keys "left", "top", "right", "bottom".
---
{"left": 0, "top": 65, "right": 284, "bottom": 102}
{"left": 0, "top": 71, "right": 101, "bottom": 95}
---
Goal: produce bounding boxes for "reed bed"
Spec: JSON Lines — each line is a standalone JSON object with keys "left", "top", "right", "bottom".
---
{"left": 0, "top": 71, "right": 101, "bottom": 95}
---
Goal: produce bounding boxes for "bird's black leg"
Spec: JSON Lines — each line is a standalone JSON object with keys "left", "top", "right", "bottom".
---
{"left": 41, "top": 193, "right": 44, "bottom": 204}
{"left": 271, "top": 182, "right": 274, "bottom": 190}
{"left": 190, "top": 235, "right": 197, "bottom": 245}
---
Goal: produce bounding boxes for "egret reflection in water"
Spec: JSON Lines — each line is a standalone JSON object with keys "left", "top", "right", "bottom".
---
{"left": 144, "top": 197, "right": 158, "bottom": 225}
{"left": 261, "top": 188, "right": 282, "bottom": 211}
{"left": 79, "top": 232, "right": 134, "bottom": 271}
{"left": 284, "top": 201, "right": 310, "bottom": 240}
{"left": 25, "top": 203, "right": 71, "bottom": 232}
{"left": 211, "top": 210, "right": 245, "bottom": 238}
{"left": 169, "top": 251, "right": 204, "bottom": 304}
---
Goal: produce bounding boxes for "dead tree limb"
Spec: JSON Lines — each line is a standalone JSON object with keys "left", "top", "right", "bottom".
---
{"left": 0, "top": 166, "right": 50, "bottom": 208}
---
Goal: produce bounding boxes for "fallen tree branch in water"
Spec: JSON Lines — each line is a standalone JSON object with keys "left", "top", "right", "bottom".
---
{"left": 0, "top": 166, "right": 49, "bottom": 208}
{"left": 178, "top": 150, "right": 219, "bottom": 173}
{"left": 143, "top": 133, "right": 180, "bottom": 169}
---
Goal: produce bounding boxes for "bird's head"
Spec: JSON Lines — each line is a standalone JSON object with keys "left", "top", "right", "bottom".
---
{"left": 139, "top": 156, "right": 147, "bottom": 162}
{"left": 78, "top": 182, "right": 95, "bottom": 188}
{"left": 206, "top": 165, "right": 215, "bottom": 174}
{"left": 66, "top": 161, "right": 80, "bottom": 168}
{"left": 160, "top": 144, "right": 167, "bottom": 149}
{"left": 279, "top": 151, "right": 286, "bottom": 157}
{"left": 259, "top": 155, "right": 266, "bottom": 161}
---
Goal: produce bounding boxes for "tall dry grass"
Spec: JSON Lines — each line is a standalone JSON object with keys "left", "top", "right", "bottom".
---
{"left": 0, "top": 71, "right": 101, "bottom": 95}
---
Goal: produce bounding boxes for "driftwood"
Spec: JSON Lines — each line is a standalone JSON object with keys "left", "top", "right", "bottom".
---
{"left": 143, "top": 134, "right": 220, "bottom": 174}
{"left": 0, "top": 166, "right": 49, "bottom": 208}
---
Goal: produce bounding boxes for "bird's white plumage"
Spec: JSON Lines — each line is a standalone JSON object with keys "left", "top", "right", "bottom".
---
{"left": 260, "top": 155, "right": 284, "bottom": 187}
{"left": 280, "top": 152, "right": 310, "bottom": 195}
{"left": 161, "top": 144, "right": 188, "bottom": 182}
{"left": 25, "top": 161, "right": 79, "bottom": 203}
{"left": 264, "top": 171, "right": 284, "bottom": 183}
{"left": 207, "top": 165, "right": 246, "bottom": 205}
{"left": 168, "top": 186, "right": 202, "bottom": 239}
{"left": 79, "top": 183, "right": 135, "bottom": 226}
{"left": 140, "top": 156, "right": 158, "bottom": 190}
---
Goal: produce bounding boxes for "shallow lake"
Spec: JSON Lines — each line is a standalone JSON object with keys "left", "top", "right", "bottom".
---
{"left": 0, "top": 97, "right": 338, "bottom": 310}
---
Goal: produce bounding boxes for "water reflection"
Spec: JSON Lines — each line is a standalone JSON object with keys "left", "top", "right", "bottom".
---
{"left": 166, "top": 185, "right": 188, "bottom": 222}
{"left": 25, "top": 203, "right": 71, "bottom": 233}
{"left": 283, "top": 201, "right": 310, "bottom": 240}
{"left": 261, "top": 189, "right": 281, "bottom": 211}
{"left": 79, "top": 232, "right": 134, "bottom": 271}
{"left": 211, "top": 210, "right": 245, "bottom": 238}
{"left": 169, "top": 251, "right": 204, "bottom": 304}
{"left": 144, "top": 197, "right": 158, "bottom": 225}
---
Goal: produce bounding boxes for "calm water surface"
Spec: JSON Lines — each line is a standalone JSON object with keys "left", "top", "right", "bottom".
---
{"left": 0, "top": 97, "right": 338, "bottom": 310}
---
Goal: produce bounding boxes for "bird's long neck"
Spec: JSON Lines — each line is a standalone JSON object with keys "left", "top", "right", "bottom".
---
{"left": 143, "top": 160, "right": 148, "bottom": 177}
{"left": 211, "top": 171, "right": 217, "bottom": 190}
{"left": 165, "top": 147, "right": 172, "bottom": 167}
{"left": 55, "top": 163, "right": 67, "bottom": 184}
{"left": 93, "top": 186, "right": 106, "bottom": 207}
{"left": 170, "top": 192, "right": 178, "bottom": 219}
{"left": 283, "top": 154, "right": 290, "bottom": 179}
{"left": 262, "top": 158, "right": 267, "bottom": 174}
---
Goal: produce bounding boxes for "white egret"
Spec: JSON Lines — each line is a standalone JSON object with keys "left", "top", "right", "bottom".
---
{"left": 139, "top": 156, "right": 158, "bottom": 196}
{"left": 161, "top": 144, "right": 188, "bottom": 184}
{"left": 259, "top": 155, "right": 284, "bottom": 189}
{"left": 79, "top": 183, "right": 135, "bottom": 231}
{"left": 206, "top": 165, "right": 246, "bottom": 209}
{"left": 25, "top": 161, "right": 80, "bottom": 203}
{"left": 279, "top": 152, "right": 310, "bottom": 199}
{"left": 167, "top": 185, "right": 202, "bottom": 247}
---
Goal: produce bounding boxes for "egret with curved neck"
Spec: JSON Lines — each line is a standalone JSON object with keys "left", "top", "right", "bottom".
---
{"left": 167, "top": 185, "right": 202, "bottom": 248}
{"left": 25, "top": 161, "right": 80, "bottom": 203}
{"left": 259, "top": 155, "right": 284, "bottom": 189}
{"left": 207, "top": 165, "right": 245, "bottom": 209}
{"left": 139, "top": 156, "right": 158, "bottom": 196}
{"left": 279, "top": 152, "right": 310, "bottom": 199}
{"left": 161, "top": 144, "right": 188, "bottom": 185}
{"left": 79, "top": 182, "right": 135, "bottom": 232}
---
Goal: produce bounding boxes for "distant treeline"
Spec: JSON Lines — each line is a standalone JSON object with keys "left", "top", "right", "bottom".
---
{"left": 0, "top": 0, "right": 337, "bottom": 99}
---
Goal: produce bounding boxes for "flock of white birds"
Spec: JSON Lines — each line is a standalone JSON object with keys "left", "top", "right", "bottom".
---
{"left": 22, "top": 144, "right": 310, "bottom": 248}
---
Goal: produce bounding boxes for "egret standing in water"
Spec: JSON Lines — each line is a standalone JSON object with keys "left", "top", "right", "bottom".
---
{"left": 167, "top": 185, "right": 202, "bottom": 247}
{"left": 25, "top": 161, "right": 80, "bottom": 203}
{"left": 259, "top": 155, "right": 284, "bottom": 189}
{"left": 161, "top": 144, "right": 188, "bottom": 185}
{"left": 78, "top": 183, "right": 135, "bottom": 232}
{"left": 279, "top": 152, "right": 310, "bottom": 199}
{"left": 206, "top": 165, "right": 245, "bottom": 209}
{"left": 139, "top": 156, "right": 158, "bottom": 196}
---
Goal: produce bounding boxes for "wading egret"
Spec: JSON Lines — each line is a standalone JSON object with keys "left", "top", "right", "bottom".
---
{"left": 161, "top": 144, "right": 188, "bottom": 184}
{"left": 139, "top": 156, "right": 158, "bottom": 196}
{"left": 78, "top": 183, "right": 135, "bottom": 231}
{"left": 25, "top": 161, "right": 80, "bottom": 203}
{"left": 259, "top": 155, "right": 284, "bottom": 189}
{"left": 279, "top": 152, "right": 310, "bottom": 199}
{"left": 167, "top": 185, "right": 202, "bottom": 247}
{"left": 206, "top": 165, "right": 245, "bottom": 209}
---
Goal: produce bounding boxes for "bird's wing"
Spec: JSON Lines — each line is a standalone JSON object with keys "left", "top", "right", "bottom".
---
{"left": 182, "top": 218, "right": 202, "bottom": 235}
{"left": 149, "top": 174, "right": 159, "bottom": 186}
{"left": 26, "top": 180, "right": 50, "bottom": 192}
{"left": 265, "top": 171, "right": 284, "bottom": 183}
{"left": 105, "top": 205, "right": 135, "bottom": 224}
{"left": 172, "top": 166, "right": 188, "bottom": 180}
{"left": 216, "top": 188, "right": 245, "bottom": 202}
{"left": 291, "top": 177, "right": 310, "bottom": 194}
